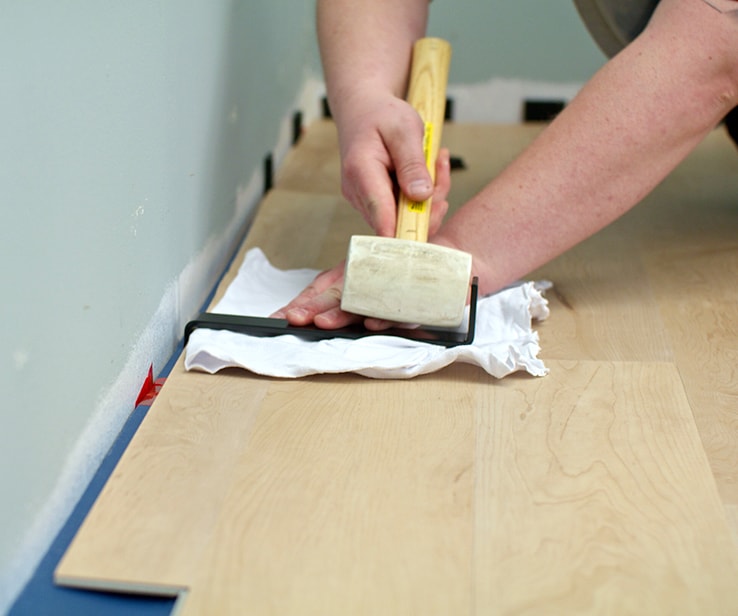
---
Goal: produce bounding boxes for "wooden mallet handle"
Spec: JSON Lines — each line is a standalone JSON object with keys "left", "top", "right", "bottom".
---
{"left": 395, "top": 37, "right": 451, "bottom": 243}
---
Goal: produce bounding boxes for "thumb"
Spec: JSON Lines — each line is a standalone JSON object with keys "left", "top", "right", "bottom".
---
{"left": 386, "top": 117, "right": 434, "bottom": 202}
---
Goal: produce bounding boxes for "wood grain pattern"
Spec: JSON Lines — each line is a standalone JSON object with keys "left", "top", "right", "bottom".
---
{"left": 55, "top": 122, "right": 738, "bottom": 613}
{"left": 56, "top": 364, "right": 271, "bottom": 592}
{"left": 532, "top": 219, "right": 674, "bottom": 362}
{"left": 210, "top": 189, "right": 370, "bottom": 308}
{"left": 474, "top": 360, "right": 738, "bottom": 615}
{"left": 395, "top": 38, "right": 450, "bottom": 243}
{"left": 642, "top": 246, "right": 738, "bottom": 502}
{"left": 274, "top": 120, "right": 341, "bottom": 196}
{"left": 631, "top": 131, "right": 738, "bottom": 504}
{"left": 181, "top": 368, "right": 478, "bottom": 616}
{"left": 727, "top": 505, "right": 738, "bottom": 550}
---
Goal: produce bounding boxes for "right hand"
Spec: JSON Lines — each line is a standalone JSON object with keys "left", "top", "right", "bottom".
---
{"left": 336, "top": 92, "right": 451, "bottom": 238}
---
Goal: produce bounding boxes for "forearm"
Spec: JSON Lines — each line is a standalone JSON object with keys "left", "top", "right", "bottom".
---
{"left": 436, "top": 0, "right": 738, "bottom": 295}
{"left": 316, "top": 0, "right": 430, "bottom": 126}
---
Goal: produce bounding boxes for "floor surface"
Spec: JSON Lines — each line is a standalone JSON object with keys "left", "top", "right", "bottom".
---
{"left": 46, "top": 120, "right": 738, "bottom": 615}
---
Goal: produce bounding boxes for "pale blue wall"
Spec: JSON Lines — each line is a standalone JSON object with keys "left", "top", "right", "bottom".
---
{"left": 0, "top": 0, "right": 605, "bottom": 609}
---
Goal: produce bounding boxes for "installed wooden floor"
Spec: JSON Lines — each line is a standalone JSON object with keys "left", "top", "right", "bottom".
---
{"left": 56, "top": 121, "right": 738, "bottom": 614}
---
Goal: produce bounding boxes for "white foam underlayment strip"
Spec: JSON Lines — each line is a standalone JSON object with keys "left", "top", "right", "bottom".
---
{"left": 1, "top": 76, "right": 582, "bottom": 611}
{"left": 448, "top": 79, "right": 582, "bottom": 123}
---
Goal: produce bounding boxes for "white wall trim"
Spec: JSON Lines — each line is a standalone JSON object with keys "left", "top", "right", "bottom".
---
{"left": 449, "top": 78, "right": 584, "bottom": 123}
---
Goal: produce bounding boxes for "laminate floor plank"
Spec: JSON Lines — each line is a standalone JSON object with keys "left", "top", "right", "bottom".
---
{"left": 532, "top": 219, "right": 673, "bottom": 363}
{"left": 474, "top": 360, "right": 738, "bottom": 616}
{"left": 726, "top": 505, "right": 738, "bottom": 550}
{"left": 181, "top": 367, "right": 479, "bottom": 616}
{"left": 626, "top": 130, "right": 738, "bottom": 503}
{"left": 274, "top": 120, "right": 341, "bottom": 196}
{"left": 55, "top": 364, "right": 271, "bottom": 593}
{"left": 212, "top": 188, "right": 370, "bottom": 308}
{"left": 235, "top": 189, "right": 357, "bottom": 271}
{"left": 642, "top": 245, "right": 738, "bottom": 502}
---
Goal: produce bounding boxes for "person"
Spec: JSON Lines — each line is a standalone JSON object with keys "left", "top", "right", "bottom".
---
{"left": 272, "top": 0, "right": 738, "bottom": 330}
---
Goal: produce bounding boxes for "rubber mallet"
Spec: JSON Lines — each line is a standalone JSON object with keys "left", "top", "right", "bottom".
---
{"left": 341, "top": 37, "right": 472, "bottom": 327}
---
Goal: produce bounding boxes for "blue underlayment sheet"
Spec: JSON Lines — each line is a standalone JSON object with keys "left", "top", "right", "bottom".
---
{"left": 185, "top": 248, "right": 550, "bottom": 379}
{"left": 9, "top": 400, "right": 176, "bottom": 615}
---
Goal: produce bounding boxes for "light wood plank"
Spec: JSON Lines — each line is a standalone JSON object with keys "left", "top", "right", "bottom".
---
{"left": 535, "top": 129, "right": 738, "bottom": 501}
{"left": 611, "top": 129, "right": 738, "bottom": 503}
{"left": 211, "top": 188, "right": 371, "bottom": 307}
{"left": 175, "top": 366, "right": 480, "bottom": 616}
{"left": 641, "top": 246, "right": 738, "bottom": 502}
{"left": 55, "top": 363, "right": 270, "bottom": 591}
{"left": 474, "top": 360, "right": 738, "bottom": 615}
{"left": 726, "top": 505, "right": 738, "bottom": 551}
{"left": 274, "top": 120, "right": 341, "bottom": 196}
{"left": 56, "top": 188, "right": 370, "bottom": 594}
{"left": 532, "top": 219, "right": 673, "bottom": 362}
{"left": 238, "top": 189, "right": 354, "bottom": 270}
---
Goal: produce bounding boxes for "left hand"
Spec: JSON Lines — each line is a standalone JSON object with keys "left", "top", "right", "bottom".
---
{"left": 270, "top": 262, "right": 360, "bottom": 329}
{"left": 270, "top": 262, "right": 405, "bottom": 330}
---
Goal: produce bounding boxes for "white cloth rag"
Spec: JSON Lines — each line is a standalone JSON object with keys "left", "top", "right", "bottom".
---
{"left": 184, "top": 248, "right": 550, "bottom": 379}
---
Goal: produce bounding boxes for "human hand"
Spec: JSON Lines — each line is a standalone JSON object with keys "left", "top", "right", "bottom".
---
{"left": 268, "top": 261, "right": 388, "bottom": 330}
{"left": 337, "top": 92, "right": 452, "bottom": 238}
{"left": 270, "top": 262, "right": 354, "bottom": 329}
{"left": 270, "top": 262, "right": 423, "bottom": 331}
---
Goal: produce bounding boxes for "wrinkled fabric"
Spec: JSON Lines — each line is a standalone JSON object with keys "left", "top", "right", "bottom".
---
{"left": 184, "top": 249, "right": 550, "bottom": 380}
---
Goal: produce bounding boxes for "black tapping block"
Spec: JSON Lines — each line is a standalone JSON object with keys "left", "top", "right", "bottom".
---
{"left": 184, "top": 278, "right": 479, "bottom": 349}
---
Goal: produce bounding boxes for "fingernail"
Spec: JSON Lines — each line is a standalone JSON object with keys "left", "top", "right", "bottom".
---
{"left": 287, "top": 307, "right": 308, "bottom": 321}
{"left": 314, "top": 314, "right": 334, "bottom": 329}
{"left": 407, "top": 179, "right": 432, "bottom": 196}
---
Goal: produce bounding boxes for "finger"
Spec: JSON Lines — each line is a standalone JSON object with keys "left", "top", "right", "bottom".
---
{"left": 363, "top": 317, "right": 421, "bottom": 331}
{"left": 272, "top": 263, "right": 363, "bottom": 329}
{"left": 286, "top": 288, "right": 365, "bottom": 329}
{"left": 343, "top": 157, "right": 398, "bottom": 238}
{"left": 428, "top": 198, "right": 450, "bottom": 238}
{"left": 363, "top": 317, "right": 396, "bottom": 331}
{"left": 384, "top": 113, "right": 434, "bottom": 203}
{"left": 434, "top": 147, "right": 452, "bottom": 202}
{"left": 284, "top": 285, "right": 344, "bottom": 326}
{"left": 270, "top": 264, "right": 344, "bottom": 319}
{"left": 428, "top": 148, "right": 452, "bottom": 236}
{"left": 315, "top": 306, "right": 364, "bottom": 329}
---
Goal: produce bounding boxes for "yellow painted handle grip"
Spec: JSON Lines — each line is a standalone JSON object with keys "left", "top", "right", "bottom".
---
{"left": 395, "top": 37, "right": 451, "bottom": 242}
